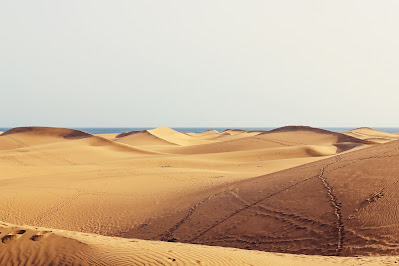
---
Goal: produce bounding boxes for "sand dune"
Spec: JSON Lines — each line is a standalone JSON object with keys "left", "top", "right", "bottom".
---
{"left": 260, "top": 126, "right": 371, "bottom": 145}
{"left": 154, "top": 126, "right": 368, "bottom": 155}
{"left": 116, "top": 127, "right": 217, "bottom": 146}
{"left": 115, "top": 127, "right": 263, "bottom": 147}
{"left": 1, "top": 126, "right": 398, "bottom": 264}
{"left": 186, "top": 129, "right": 219, "bottom": 137}
{"left": 115, "top": 130, "right": 178, "bottom": 146}
{"left": 130, "top": 137, "right": 399, "bottom": 257}
{"left": 0, "top": 222, "right": 396, "bottom": 266}
{"left": 345, "top": 127, "right": 399, "bottom": 143}
{"left": 0, "top": 127, "right": 92, "bottom": 150}
{"left": 96, "top": 133, "right": 120, "bottom": 140}
{"left": 223, "top": 129, "right": 248, "bottom": 135}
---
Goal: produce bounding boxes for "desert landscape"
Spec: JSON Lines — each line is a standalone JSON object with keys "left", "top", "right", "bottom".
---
{"left": 0, "top": 126, "right": 399, "bottom": 265}
{"left": 2, "top": 0, "right": 398, "bottom": 264}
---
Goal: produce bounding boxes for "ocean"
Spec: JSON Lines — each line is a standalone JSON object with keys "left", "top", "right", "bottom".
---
{"left": 1, "top": 127, "right": 399, "bottom": 134}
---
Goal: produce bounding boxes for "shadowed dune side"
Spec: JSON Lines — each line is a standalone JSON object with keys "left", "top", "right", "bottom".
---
{"left": 0, "top": 222, "right": 395, "bottom": 266}
{"left": 127, "top": 139, "right": 399, "bottom": 257}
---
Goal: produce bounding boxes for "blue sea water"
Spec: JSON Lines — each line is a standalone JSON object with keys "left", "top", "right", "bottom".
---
{"left": 1, "top": 127, "right": 399, "bottom": 134}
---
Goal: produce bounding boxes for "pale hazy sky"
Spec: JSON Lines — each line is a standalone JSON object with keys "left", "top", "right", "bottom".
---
{"left": 1, "top": 1, "right": 398, "bottom": 128}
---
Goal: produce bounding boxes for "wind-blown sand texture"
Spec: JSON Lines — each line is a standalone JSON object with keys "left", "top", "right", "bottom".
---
{"left": 0, "top": 126, "right": 398, "bottom": 265}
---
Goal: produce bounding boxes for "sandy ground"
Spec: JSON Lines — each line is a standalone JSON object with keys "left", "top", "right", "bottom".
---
{"left": 0, "top": 126, "right": 398, "bottom": 264}
{"left": 0, "top": 222, "right": 397, "bottom": 266}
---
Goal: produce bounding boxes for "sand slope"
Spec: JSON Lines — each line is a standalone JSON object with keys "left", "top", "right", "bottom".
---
{"left": 129, "top": 138, "right": 399, "bottom": 256}
{"left": 0, "top": 222, "right": 396, "bottom": 265}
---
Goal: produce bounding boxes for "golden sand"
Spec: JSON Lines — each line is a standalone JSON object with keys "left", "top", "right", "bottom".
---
{"left": 0, "top": 126, "right": 397, "bottom": 265}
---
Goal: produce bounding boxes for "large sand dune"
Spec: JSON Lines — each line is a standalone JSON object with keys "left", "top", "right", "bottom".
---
{"left": 129, "top": 137, "right": 399, "bottom": 257}
{"left": 0, "top": 126, "right": 398, "bottom": 264}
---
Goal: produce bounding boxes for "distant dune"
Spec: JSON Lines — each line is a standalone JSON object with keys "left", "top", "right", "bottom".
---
{"left": 345, "top": 127, "right": 399, "bottom": 143}
{"left": 116, "top": 127, "right": 216, "bottom": 146}
{"left": 186, "top": 129, "right": 219, "bottom": 137}
{"left": 154, "top": 126, "right": 368, "bottom": 155}
{"left": 0, "top": 127, "right": 92, "bottom": 150}
{"left": 0, "top": 126, "right": 398, "bottom": 264}
{"left": 115, "top": 129, "right": 178, "bottom": 146}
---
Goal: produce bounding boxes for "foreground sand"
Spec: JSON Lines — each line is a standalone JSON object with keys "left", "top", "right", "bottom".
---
{"left": 0, "top": 222, "right": 397, "bottom": 265}
{"left": 0, "top": 126, "right": 398, "bottom": 264}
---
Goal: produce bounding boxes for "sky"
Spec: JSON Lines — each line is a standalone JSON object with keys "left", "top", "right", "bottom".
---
{"left": 1, "top": 1, "right": 399, "bottom": 128}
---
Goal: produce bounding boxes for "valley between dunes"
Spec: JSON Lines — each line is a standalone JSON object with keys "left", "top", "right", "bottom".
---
{"left": 0, "top": 126, "right": 399, "bottom": 265}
